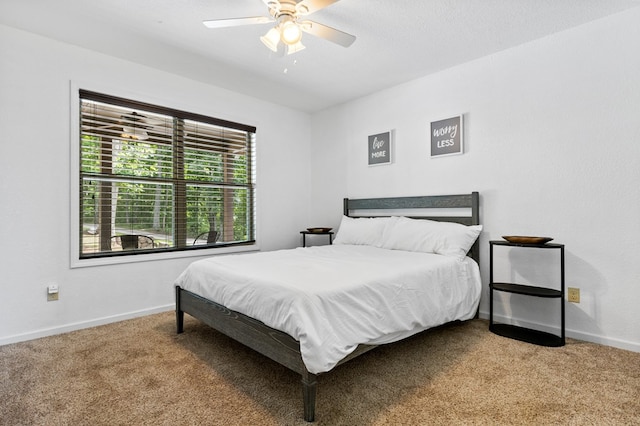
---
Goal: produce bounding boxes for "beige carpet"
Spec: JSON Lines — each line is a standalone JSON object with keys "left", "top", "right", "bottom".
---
{"left": 1, "top": 312, "right": 638, "bottom": 425}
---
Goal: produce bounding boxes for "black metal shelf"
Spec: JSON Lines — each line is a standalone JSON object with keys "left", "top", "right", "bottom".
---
{"left": 491, "top": 282, "right": 562, "bottom": 298}
{"left": 490, "top": 240, "right": 564, "bottom": 249}
{"left": 489, "top": 240, "right": 565, "bottom": 347}
{"left": 490, "top": 323, "right": 565, "bottom": 347}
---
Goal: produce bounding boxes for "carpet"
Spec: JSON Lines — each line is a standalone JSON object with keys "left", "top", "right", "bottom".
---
{"left": 1, "top": 312, "right": 638, "bottom": 425}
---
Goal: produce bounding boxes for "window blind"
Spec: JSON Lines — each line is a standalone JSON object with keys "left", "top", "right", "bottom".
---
{"left": 79, "top": 90, "right": 256, "bottom": 258}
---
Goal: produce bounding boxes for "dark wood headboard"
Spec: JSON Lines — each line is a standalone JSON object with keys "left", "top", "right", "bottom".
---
{"left": 343, "top": 192, "right": 480, "bottom": 263}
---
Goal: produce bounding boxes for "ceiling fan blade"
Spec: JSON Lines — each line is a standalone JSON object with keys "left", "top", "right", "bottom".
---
{"left": 300, "top": 20, "right": 356, "bottom": 47}
{"left": 296, "top": 0, "right": 341, "bottom": 15}
{"left": 203, "top": 16, "right": 273, "bottom": 29}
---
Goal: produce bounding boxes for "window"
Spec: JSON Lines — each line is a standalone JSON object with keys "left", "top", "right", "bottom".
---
{"left": 79, "top": 90, "right": 256, "bottom": 258}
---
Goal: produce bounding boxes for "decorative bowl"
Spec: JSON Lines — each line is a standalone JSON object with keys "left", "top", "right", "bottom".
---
{"left": 502, "top": 236, "right": 553, "bottom": 245}
{"left": 306, "top": 227, "right": 332, "bottom": 233}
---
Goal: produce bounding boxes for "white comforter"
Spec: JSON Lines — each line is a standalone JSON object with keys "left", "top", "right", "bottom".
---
{"left": 174, "top": 244, "right": 481, "bottom": 374}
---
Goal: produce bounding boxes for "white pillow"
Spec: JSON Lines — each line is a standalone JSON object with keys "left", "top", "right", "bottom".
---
{"left": 381, "top": 216, "right": 482, "bottom": 260}
{"left": 333, "top": 216, "right": 390, "bottom": 247}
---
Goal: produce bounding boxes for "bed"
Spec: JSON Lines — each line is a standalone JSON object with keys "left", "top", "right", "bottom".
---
{"left": 175, "top": 192, "right": 481, "bottom": 422}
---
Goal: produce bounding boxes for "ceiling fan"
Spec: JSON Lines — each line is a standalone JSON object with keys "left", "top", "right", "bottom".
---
{"left": 119, "top": 112, "right": 156, "bottom": 140}
{"left": 203, "top": 0, "right": 356, "bottom": 55}
{"left": 90, "top": 111, "right": 160, "bottom": 141}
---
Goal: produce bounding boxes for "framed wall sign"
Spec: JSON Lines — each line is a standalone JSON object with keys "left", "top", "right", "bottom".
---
{"left": 368, "top": 130, "right": 393, "bottom": 166}
{"left": 431, "top": 115, "right": 463, "bottom": 157}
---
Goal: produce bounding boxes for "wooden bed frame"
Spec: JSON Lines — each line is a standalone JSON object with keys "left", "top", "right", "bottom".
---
{"left": 176, "top": 192, "right": 480, "bottom": 422}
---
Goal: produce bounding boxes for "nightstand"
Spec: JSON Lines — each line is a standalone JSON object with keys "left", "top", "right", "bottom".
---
{"left": 489, "top": 240, "right": 565, "bottom": 347}
{"left": 300, "top": 231, "right": 334, "bottom": 247}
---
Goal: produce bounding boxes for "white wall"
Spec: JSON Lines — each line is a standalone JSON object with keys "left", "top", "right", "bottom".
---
{"left": 2, "top": 7, "right": 639, "bottom": 353}
{"left": 0, "top": 25, "right": 312, "bottom": 344}
{"left": 310, "top": 9, "right": 640, "bottom": 352}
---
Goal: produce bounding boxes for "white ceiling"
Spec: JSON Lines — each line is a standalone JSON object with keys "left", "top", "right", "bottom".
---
{"left": 2, "top": 0, "right": 639, "bottom": 112}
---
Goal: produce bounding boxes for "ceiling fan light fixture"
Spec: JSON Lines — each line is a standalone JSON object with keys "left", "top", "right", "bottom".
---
{"left": 121, "top": 126, "right": 149, "bottom": 141}
{"left": 287, "top": 40, "right": 305, "bottom": 55}
{"left": 280, "top": 19, "right": 302, "bottom": 45}
{"left": 260, "top": 27, "right": 281, "bottom": 52}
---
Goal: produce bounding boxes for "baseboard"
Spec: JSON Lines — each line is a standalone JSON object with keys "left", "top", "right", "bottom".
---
{"left": 4, "top": 306, "right": 638, "bottom": 354}
{"left": 0, "top": 304, "right": 175, "bottom": 346}
{"left": 478, "top": 310, "right": 640, "bottom": 353}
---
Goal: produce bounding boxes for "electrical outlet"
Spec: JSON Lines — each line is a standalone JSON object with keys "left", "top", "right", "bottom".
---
{"left": 568, "top": 287, "right": 580, "bottom": 303}
{"left": 47, "top": 283, "right": 59, "bottom": 302}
